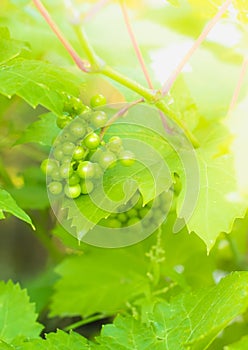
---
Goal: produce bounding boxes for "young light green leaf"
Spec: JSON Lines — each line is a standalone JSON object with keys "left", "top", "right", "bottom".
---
{"left": 0, "top": 281, "right": 43, "bottom": 344}
{"left": 50, "top": 247, "right": 150, "bottom": 318}
{"left": 0, "top": 188, "right": 35, "bottom": 229}
{"left": 0, "top": 58, "right": 83, "bottom": 115}
{"left": 17, "top": 112, "right": 60, "bottom": 146}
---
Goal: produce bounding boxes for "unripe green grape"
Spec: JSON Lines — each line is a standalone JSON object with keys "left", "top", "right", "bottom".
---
{"left": 84, "top": 132, "right": 100, "bottom": 150}
{"left": 60, "top": 163, "right": 73, "bottom": 179}
{"left": 67, "top": 173, "right": 80, "bottom": 186}
{"left": 93, "top": 163, "right": 103, "bottom": 179}
{"left": 61, "top": 132, "right": 74, "bottom": 142}
{"left": 77, "top": 161, "right": 95, "bottom": 179}
{"left": 56, "top": 114, "right": 73, "bottom": 129}
{"left": 119, "top": 150, "right": 135, "bottom": 167}
{"left": 117, "top": 212, "right": 127, "bottom": 223}
{"left": 126, "top": 208, "right": 138, "bottom": 218}
{"left": 91, "top": 111, "right": 108, "bottom": 128}
{"left": 127, "top": 217, "right": 140, "bottom": 226}
{"left": 69, "top": 121, "right": 87, "bottom": 138}
{"left": 64, "top": 183, "right": 81, "bottom": 199}
{"left": 81, "top": 180, "right": 94, "bottom": 194}
{"left": 107, "top": 218, "right": 122, "bottom": 228}
{"left": 90, "top": 94, "right": 106, "bottom": 108}
{"left": 62, "top": 142, "right": 75, "bottom": 155}
{"left": 53, "top": 147, "right": 64, "bottom": 161}
{"left": 64, "top": 95, "right": 84, "bottom": 115}
{"left": 51, "top": 169, "right": 62, "bottom": 181}
{"left": 98, "top": 151, "right": 117, "bottom": 169}
{"left": 73, "top": 146, "right": 86, "bottom": 161}
{"left": 48, "top": 181, "right": 63, "bottom": 195}
{"left": 40, "top": 159, "right": 58, "bottom": 176}
{"left": 139, "top": 207, "right": 149, "bottom": 218}
{"left": 107, "top": 136, "right": 123, "bottom": 154}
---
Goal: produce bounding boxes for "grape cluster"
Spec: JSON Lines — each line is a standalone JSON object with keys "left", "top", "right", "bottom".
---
{"left": 99, "top": 191, "right": 170, "bottom": 228}
{"left": 41, "top": 94, "right": 135, "bottom": 199}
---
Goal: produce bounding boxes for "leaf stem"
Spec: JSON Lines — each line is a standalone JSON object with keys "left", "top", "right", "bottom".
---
{"left": 119, "top": 0, "right": 154, "bottom": 89}
{"left": 161, "top": 0, "right": 232, "bottom": 96}
{"left": 100, "top": 98, "right": 144, "bottom": 139}
{"left": 63, "top": 314, "right": 107, "bottom": 331}
{"left": 228, "top": 55, "right": 248, "bottom": 115}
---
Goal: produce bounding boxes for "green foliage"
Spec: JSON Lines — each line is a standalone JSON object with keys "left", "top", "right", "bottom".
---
{"left": 0, "top": 281, "right": 42, "bottom": 343}
{"left": 0, "top": 1, "right": 248, "bottom": 349}
{"left": 0, "top": 188, "right": 34, "bottom": 228}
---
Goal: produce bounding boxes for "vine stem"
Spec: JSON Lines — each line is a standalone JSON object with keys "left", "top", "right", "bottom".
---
{"left": 228, "top": 55, "right": 248, "bottom": 115}
{"left": 119, "top": 1, "right": 154, "bottom": 89}
{"left": 84, "top": 0, "right": 111, "bottom": 22}
{"left": 161, "top": 0, "right": 232, "bottom": 96}
{"left": 64, "top": 314, "right": 107, "bottom": 331}
{"left": 32, "top": 0, "right": 90, "bottom": 72}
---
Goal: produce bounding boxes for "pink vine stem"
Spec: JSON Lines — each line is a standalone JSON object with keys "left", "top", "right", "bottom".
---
{"left": 84, "top": 0, "right": 111, "bottom": 22}
{"left": 32, "top": 0, "right": 90, "bottom": 72}
{"left": 120, "top": 1, "right": 154, "bottom": 89}
{"left": 228, "top": 56, "right": 248, "bottom": 115}
{"left": 161, "top": 0, "right": 233, "bottom": 96}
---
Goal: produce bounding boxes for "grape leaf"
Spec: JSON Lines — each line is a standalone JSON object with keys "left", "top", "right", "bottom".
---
{"left": 6, "top": 330, "right": 94, "bottom": 350}
{"left": 224, "top": 335, "right": 248, "bottom": 350}
{"left": 0, "top": 27, "right": 29, "bottom": 65}
{"left": 98, "top": 272, "right": 248, "bottom": 350}
{"left": 0, "top": 281, "right": 43, "bottom": 343}
{"left": 177, "top": 149, "right": 247, "bottom": 251}
{"left": 50, "top": 247, "right": 150, "bottom": 318}
{"left": 17, "top": 112, "right": 59, "bottom": 146}
{"left": 0, "top": 58, "right": 83, "bottom": 115}
{"left": 0, "top": 188, "right": 35, "bottom": 228}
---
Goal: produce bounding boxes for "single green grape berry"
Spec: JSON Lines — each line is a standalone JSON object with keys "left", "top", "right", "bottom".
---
{"left": 56, "top": 114, "right": 73, "bottom": 129}
{"left": 91, "top": 111, "right": 108, "bottom": 128}
{"left": 53, "top": 147, "right": 64, "bottom": 161}
{"left": 51, "top": 169, "right": 62, "bottom": 181}
{"left": 40, "top": 159, "right": 58, "bottom": 176}
{"left": 62, "top": 142, "right": 75, "bottom": 155}
{"left": 84, "top": 133, "right": 100, "bottom": 150}
{"left": 93, "top": 163, "right": 103, "bottom": 179}
{"left": 71, "top": 97, "right": 85, "bottom": 115}
{"left": 67, "top": 173, "right": 80, "bottom": 186}
{"left": 48, "top": 181, "right": 63, "bottom": 195}
{"left": 127, "top": 217, "right": 140, "bottom": 226}
{"left": 119, "top": 150, "right": 135, "bottom": 167}
{"left": 69, "top": 121, "right": 87, "bottom": 138}
{"left": 107, "top": 136, "right": 123, "bottom": 154}
{"left": 64, "top": 183, "right": 81, "bottom": 199}
{"left": 107, "top": 218, "right": 122, "bottom": 228}
{"left": 139, "top": 207, "right": 149, "bottom": 219}
{"left": 73, "top": 146, "right": 86, "bottom": 161}
{"left": 77, "top": 161, "right": 95, "bottom": 179}
{"left": 60, "top": 163, "right": 73, "bottom": 179}
{"left": 81, "top": 180, "right": 94, "bottom": 194}
{"left": 117, "top": 212, "right": 127, "bottom": 223}
{"left": 90, "top": 94, "right": 106, "bottom": 108}
{"left": 126, "top": 208, "right": 138, "bottom": 218}
{"left": 98, "top": 151, "right": 116, "bottom": 169}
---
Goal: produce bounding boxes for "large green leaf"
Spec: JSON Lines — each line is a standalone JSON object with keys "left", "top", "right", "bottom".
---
{"left": 0, "top": 281, "right": 42, "bottom": 343}
{"left": 50, "top": 246, "right": 150, "bottom": 318}
{"left": 0, "top": 58, "right": 83, "bottom": 115}
{"left": 98, "top": 272, "right": 248, "bottom": 350}
{"left": 0, "top": 188, "right": 34, "bottom": 228}
{"left": 17, "top": 112, "right": 59, "bottom": 146}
